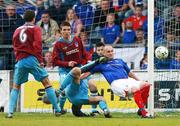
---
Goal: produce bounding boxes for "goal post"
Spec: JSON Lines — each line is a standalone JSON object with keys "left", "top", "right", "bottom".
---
{"left": 147, "top": 0, "right": 155, "bottom": 116}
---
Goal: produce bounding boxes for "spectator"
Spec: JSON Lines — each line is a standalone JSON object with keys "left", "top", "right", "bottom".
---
{"left": 73, "top": 0, "right": 95, "bottom": 31}
{"left": 63, "top": 0, "right": 79, "bottom": 8}
{"left": 170, "top": 50, "right": 180, "bottom": 69}
{"left": 44, "top": 51, "right": 56, "bottom": 70}
{"left": 16, "top": 0, "right": 36, "bottom": 17}
{"left": 101, "top": 13, "right": 120, "bottom": 46}
{"left": 35, "top": 0, "right": 46, "bottom": 22}
{"left": 79, "top": 29, "right": 93, "bottom": 63}
{"left": 0, "top": 4, "right": 24, "bottom": 69}
{"left": 0, "top": 0, "right": 6, "bottom": 10}
{"left": 122, "top": 5, "right": 147, "bottom": 32}
{"left": 165, "top": 4, "right": 180, "bottom": 42}
{"left": 135, "top": 28, "right": 146, "bottom": 45}
{"left": 143, "top": 7, "right": 164, "bottom": 43}
{"left": 140, "top": 53, "right": 147, "bottom": 69}
{"left": 65, "top": 8, "right": 83, "bottom": 37}
{"left": 156, "top": 31, "right": 176, "bottom": 47}
{"left": 127, "top": 0, "right": 147, "bottom": 16}
{"left": 55, "top": 29, "right": 61, "bottom": 41}
{"left": 37, "top": 10, "right": 59, "bottom": 47}
{"left": 112, "top": 0, "right": 129, "bottom": 22}
{"left": 122, "top": 21, "right": 136, "bottom": 44}
{"left": 92, "top": 42, "right": 105, "bottom": 60}
{"left": 93, "top": 0, "right": 117, "bottom": 29}
{"left": 48, "top": 0, "right": 67, "bottom": 25}
{"left": 89, "top": 0, "right": 101, "bottom": 8}
{"left": 0, "top": 4, "right": 24, "bottom": 44}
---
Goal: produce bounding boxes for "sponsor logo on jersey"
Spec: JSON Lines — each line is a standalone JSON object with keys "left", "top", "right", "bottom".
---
{"left": 66, "top": 48, "right": 79, "bottom": 55}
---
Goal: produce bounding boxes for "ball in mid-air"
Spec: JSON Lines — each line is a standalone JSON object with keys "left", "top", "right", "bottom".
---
{"left": 155, "top": 46, "right": 169, "bottom": 59}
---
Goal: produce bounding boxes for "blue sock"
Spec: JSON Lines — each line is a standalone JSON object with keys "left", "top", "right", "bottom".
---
{"left": 9, "top": 88, "right": 19, "bottom": 114}
{"left": 45, "top": 87, "right": 61, "bottom": 112}
{"left": 99, "top": 101, "right": 108, "bottom": 111}
{"left": 59, "top": 95, "right": 66, "bottom": 109}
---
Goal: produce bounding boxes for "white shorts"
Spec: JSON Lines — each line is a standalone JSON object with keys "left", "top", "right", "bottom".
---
{"left": 111, "top": 78, "right": 141, "bottom": 97}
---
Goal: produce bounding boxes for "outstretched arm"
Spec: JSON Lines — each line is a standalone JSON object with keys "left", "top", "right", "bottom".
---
{"left": 80, "top": 57, "right": 109, "bottom": 73}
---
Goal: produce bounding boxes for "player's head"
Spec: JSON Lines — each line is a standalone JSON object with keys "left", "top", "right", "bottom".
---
{"left": 23, "top": 10, "right": 35, "bottom": 23}
{"left": 60, "top": 21, "right": 71, "bottom": 40}
{"left": 95, "top": 42, "right": 105, "bottom": 56}
{"left": 103, "top": 45, "right": 114, "bottom": 59}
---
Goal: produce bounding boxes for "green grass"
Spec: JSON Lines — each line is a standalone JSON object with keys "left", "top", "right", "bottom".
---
{"left": 0, "top": 112, "right": 180, "bottom": 126}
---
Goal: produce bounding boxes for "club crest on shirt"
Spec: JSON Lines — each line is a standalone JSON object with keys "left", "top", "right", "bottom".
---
{"left": 62, "top": 46, "right": 68, "bottom": 50}
{"left": 75, "top": 41, "right": 79, "bottom": 47}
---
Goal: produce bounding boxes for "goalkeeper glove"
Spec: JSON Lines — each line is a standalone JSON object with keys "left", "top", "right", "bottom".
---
{"left": 95, "top": 56, "right": 109, "bottom": 64}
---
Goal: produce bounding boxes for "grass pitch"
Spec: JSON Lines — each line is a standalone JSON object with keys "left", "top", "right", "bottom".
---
{"left": 0, "top": 112, "right": 180, "bottom": 126}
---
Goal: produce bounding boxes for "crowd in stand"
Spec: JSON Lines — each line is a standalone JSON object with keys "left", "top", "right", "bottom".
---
{"left": 0, "top": 0, "right": 179, "bottom": 70}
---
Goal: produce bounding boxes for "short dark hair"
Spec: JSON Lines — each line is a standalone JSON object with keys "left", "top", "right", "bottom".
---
{"left": 60, "top": 21, "right": 71, "bottom": 30}
{"left": 23, "top": 10, "right": 35, "bottom": 22}
{"left": 96, "top": 42, "right": 105, "bottom": 48}
{"left": 135, "top": 4, "right": 143, "bottom": 10}
{"left": 41, "top": 10, "right": 50, "bottom": 16}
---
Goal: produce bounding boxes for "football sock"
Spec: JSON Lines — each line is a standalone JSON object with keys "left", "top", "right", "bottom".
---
{"left": 133, "top": 90, "right": 145, "bottom": 109}
{"left": 141, "top": 85, "right": 150, "bottom": 105}
{"left": 9, "top": 88, "right": 19, "bottom": 114}
{"left": 45, "top": 87, "right": 61, "bottom": 112}
{"left": 90, "top": 90, "right": 98, "bottom": 112}
{"left": 59, "top": 92, "right": 66, "bottom": 110}
{"left": 99, "top": 101, "right": 108, "bottom": 111}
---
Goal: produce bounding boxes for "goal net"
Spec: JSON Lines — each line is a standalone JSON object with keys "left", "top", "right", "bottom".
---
{"left": 153, "top": 0, "right": 180, "bottom": 114}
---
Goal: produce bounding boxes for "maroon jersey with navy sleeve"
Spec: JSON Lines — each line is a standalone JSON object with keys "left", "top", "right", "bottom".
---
{"left": 13, "top": 23, "right": 43, "bottom": 63}
{"left": 52, "top": 36, "right": 88, "bottom": 67}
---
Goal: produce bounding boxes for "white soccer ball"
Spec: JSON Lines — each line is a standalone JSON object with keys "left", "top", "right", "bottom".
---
{"left": 155, "top": 46, "right": 169, "bottom": 59}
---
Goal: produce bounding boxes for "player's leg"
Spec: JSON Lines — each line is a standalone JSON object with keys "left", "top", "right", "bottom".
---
{"left": 139, "top": 82, "right": 151, "bottom": 105}
{"left": 88, "top": 79, "right": 100, "bottom": 115}
{"left": 29, "top": 56, "right": 61, "bottom": 116}
{"left": 88, "top": 96, "right": 111, "bottom": 118}
{"left": 127, "top": 79, "right": 151, "bottom": 118}
{"left": 7, "top": 60, "right": 29, "bottom": 118}
{"left": 7, "top": 84, "right": 21, "bottom": 118}
{"left": 58, "top": 72, "right": 68, "bottom": 111}
{"left": 71, "top": 104, "right": 90, "bottom": 117}
{"left": 111, "top": 79, "right": 151, "bottom": 118}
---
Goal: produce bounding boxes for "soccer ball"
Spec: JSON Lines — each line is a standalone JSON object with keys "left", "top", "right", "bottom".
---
{"left": 155, "top": 46, "right": 169, "bottom": 59}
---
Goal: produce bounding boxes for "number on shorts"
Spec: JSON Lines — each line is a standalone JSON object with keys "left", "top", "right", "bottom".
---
{"left": 19, "top": 28, "right": 27, "bottom": 43}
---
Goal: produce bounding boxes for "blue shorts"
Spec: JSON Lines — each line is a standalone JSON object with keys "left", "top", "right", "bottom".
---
{"left": 64, "top": 74, "right": 89, "bottom": 105}
{"left": 14, "top": 56, "right": 48, "bottom": 85}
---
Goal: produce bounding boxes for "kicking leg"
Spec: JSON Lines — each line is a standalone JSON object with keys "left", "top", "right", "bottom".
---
{"left": 42, "top": 77, "right": 61, "bottom": 116}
